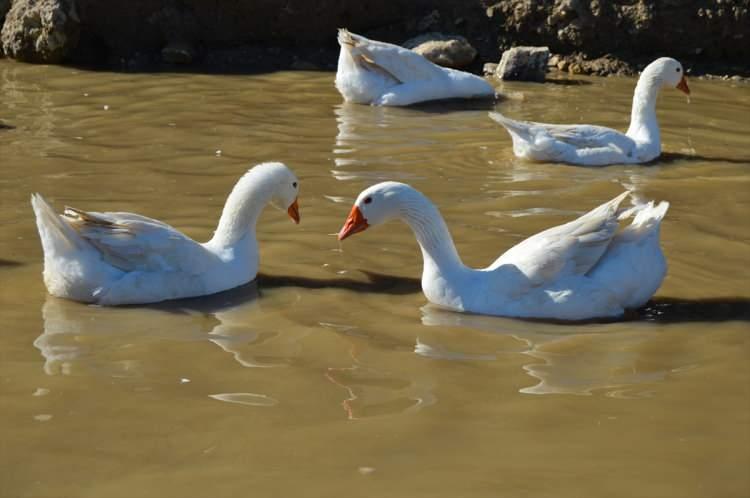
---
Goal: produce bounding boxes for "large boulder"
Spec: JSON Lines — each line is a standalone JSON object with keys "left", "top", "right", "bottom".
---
{"left": 484, "top": 0, "right": 750, "bottom": 62}
{"left": 0, "top": 0, "right": 10, "bottom": 56}
{"left": 403, "top": 32, "right": 478, "bottom": 68}
{"left": 495, "top": 46, "right": 549, "bottom": 81}
{"left": 1, "top": 0, "right": 80, "bottom": 63}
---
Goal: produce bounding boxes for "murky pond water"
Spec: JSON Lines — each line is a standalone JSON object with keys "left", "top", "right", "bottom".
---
{"left": 1, "top": 61, "right": 749, "bottom": 498}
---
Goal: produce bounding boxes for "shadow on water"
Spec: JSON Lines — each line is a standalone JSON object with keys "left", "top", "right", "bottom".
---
{"left": 143, "top": 270, "right": 422, "bottom": 315}
{"left": 630, "top": 297, "right": 750, "bottom": 323}
{"left": 406, "top": 96, "right": 502, "bottom": 114}
{"left": 258, "top": 270, "right": 421, "bottom": 295}
{"left": 0, "top": 122, "right": 15, "bottom": 130}
{"left": 0, "top": 258, "right": 23, "bottom": 268}
{"left": 655, "top": 151, "right": 750, "bottom": 165}
{"left": 112, "top": 270, "right": 750, "bottom": 324}
{"left": 484, "top": 296, "right": 750, "bottom": 325}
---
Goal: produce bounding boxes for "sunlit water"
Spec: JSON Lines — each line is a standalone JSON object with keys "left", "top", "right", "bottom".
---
{"left": 1, "top": 61, "right": 749, "bottom": 498}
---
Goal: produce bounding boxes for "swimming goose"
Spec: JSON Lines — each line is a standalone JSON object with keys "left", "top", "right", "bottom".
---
{"left": 335, "top": 28, "right": 495, "bottom": 106}
{"left": 489, "top": 57, "right": 690, "bottom": 166}
{"left": 31, "top": 162, "right": 300, "bottom": 305}
{"left": 338, "top": 182, "right": 669, "bottom": 320}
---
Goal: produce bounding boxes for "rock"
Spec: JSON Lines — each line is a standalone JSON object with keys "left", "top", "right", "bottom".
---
{"left": 483, "top": 62, "right": 497, "bottom": 75}
{"left": 556, "top": 53, "right": 635, "bottom": 76}
{"left": 403, "top": 32, "right": 478, "bottom": 68}
{"left": 161, "top": 40, "right": 194, "bottom": 64}
{"left": 1, "top": 0, "right": 80, "bottom": 63}
{"left": 0, "top": 0, "right": 9, "bottom": 56}
{"left": 495, "top": 46, "right": 549, "bottom": 82}
{"left": 486, "top": 0, "right": 749, "bottom": 69}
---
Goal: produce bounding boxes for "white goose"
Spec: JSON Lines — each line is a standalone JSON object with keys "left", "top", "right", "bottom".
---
{"left": 489, "top": 57, "right": 690, "bottom": 166}
{"left": 338, "top": 182, "right": 669, "bottom": 321}
{"left": 335, "top": 29, "right": 495, "bottom": 106}
{"left": 31, "top": 162, "right": 300, "bottom": 306}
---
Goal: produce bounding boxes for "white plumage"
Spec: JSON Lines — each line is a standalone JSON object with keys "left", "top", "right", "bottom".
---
{"left": 490, "top": 57, "right": 690, "bottom": 166}
{"left": 335, "top": 29, "right": 495, "bottom": 106}
{"left": 338, "top": 182, "right": 669, "bottom": 320}
{"left": 31, "top": 162, "right": 300, "bottom": 305}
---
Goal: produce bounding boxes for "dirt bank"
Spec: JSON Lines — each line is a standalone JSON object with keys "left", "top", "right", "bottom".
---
{"left": 0, "top": 0, "right": 748, "bottom": 77}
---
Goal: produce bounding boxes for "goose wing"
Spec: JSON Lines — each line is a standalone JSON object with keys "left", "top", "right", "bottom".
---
{"left": 339, "top": 29, "right": 446, "bottom": 83}
{"left": 487, "top": 192, "right": 630, "bottom": 286}
{"left": 489, "top": 112, "right": 634, "bottom": 151}
{"left": 541, "top": 123, "right": 635, "bottom": 151}
{"left": 62, "top": 207, "right": 210, "bottom": 273}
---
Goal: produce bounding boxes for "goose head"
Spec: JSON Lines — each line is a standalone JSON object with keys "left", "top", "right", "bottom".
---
{"left": 259, "top": 162, "right": 300, "bottom": 223}
{"left": 646, "top": 57, "right": 690, "bottom": 95}
{"left": 338, "top": 182, "right": 410, "bottom": 240}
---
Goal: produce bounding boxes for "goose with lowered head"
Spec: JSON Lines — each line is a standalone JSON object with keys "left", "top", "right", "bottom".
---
{"left": 335, "top": 29, "right": 495, "bottom": 106}
{"left": 31, "top": 162, "right": 300, "bottom": 305}
{"left": 338, "top": 182, "right": 669, "bottom": 321}
{"left": 489, "top": 57, "right": 690, "bottom": 166}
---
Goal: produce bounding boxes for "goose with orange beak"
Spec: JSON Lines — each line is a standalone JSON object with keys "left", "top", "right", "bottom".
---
{"left": 489, "top": 57, "right": 690, "bottom": 166}
{"left": 31, "top": 162, "right": 301, "bottom": 305}
{"left": 338, "top": 182, "right": 671, "bottom": 321}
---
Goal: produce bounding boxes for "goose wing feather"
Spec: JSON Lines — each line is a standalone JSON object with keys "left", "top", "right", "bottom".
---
{"left": 63, "top": 208, "right": 210, "bottom": 273}
{"left": 487, "top": 192, "right": 630, "bottom": 286}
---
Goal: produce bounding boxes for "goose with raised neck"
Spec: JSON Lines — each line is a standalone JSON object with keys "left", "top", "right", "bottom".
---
{"left": 210, "top": 164, "right": 297, "bottom": 247}
{"left": 489, "top": 57, "right": 690, "bottom": 166}
{"left": 339, "top": 182, "right": 670, "bottom": 321}
{"left": 31, "top": 162, "right": 300, "bottom": 306}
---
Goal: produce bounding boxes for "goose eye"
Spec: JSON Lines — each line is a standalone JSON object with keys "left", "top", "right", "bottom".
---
{"left": 292, "top": 182, "right": 297, "bottom": 188}
{"left": 364, "top": 197, "right": 372, "bottom": 204}
{"left": 676, "top": 67, "right": 681, "bottom": 73}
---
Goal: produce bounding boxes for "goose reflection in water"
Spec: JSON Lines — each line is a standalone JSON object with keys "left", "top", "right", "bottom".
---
{"left": 34, "top": 283, "right": 310, "bottom": 377}
{"left": 332, "top": 103, "right": 424, "bottom": 184}
{"left": 419, "top": 300, "right": 749, "bottom": 396}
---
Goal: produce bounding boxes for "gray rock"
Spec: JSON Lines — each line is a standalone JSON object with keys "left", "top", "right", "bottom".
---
{"left": 483, "top": 62, "right": 498, "bottom": 76}
{"left": 495, "top": 46, "right": 550, "bottom": 82}
{"left": 403, "top": 32, "right": 477, "bottom": 68}
{"left": 0, "top": 0, "right": 10, "bottom": 56}
{"left": 1, "top": 0, "right": 80, "bottom": 63}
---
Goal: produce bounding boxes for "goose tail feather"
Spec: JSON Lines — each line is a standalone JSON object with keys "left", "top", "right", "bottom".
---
{"left": 31, "top": 193, "right": 84, "bottom": 255}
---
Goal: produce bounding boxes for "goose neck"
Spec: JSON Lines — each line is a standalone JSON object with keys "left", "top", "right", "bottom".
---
{"left": 398, "top": 193, "right": 465, "bottom": 274}
{"left": 210, "top": 175, "right": 273, "bottom": 247}
{"left": 626, "top": 73, "right": 661, "bottom": 144}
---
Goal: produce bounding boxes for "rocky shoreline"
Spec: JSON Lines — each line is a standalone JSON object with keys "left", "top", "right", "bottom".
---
{"left": 1, "top": 0, "right": 748, "bottom": 80}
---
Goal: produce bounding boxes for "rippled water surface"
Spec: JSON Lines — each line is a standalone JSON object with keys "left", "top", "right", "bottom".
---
{"left": 1, "top": 61, "right": 749, "bottom": 498}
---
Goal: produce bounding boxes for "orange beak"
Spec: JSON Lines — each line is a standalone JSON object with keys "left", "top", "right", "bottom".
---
{"left": 338, "top": 205, "right": 368, "bottom": 241}
{"left": 676, "top": 75, "right": 690, "bottom": 95}
{"left": 287, "top": 198, "right": 300, "bottom": 224}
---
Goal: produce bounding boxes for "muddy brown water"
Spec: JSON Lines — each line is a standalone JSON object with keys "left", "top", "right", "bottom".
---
{"left": 1, "top": 61, "right": 749, "bottom": 498}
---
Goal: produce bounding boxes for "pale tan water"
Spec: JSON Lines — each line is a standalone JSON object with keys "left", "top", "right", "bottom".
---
{"left": 1, "top": 61, "right": 749, "bottom": 498}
